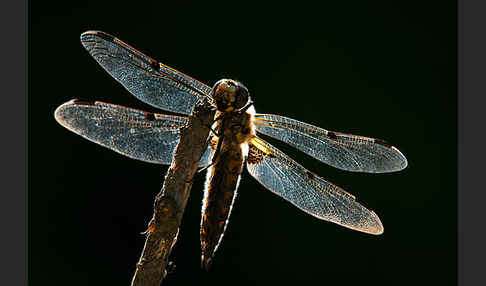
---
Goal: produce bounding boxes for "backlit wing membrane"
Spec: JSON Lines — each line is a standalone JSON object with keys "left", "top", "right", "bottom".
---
{"left": 80, "top": 31, "right": 212, "bottom": 115}
{"left": 246, "top": 137, "right": 383, "bottom": 234}
{"left": 54, "top": 100, "right": 213, "bottom": 167}
{"left": 254, "top": 114, "right": 407, "bottom": 173}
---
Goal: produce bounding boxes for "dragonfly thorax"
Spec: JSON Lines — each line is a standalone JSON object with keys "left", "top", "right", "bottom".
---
{"left": 211, "top": 79, "right": 250, "bottom": 112}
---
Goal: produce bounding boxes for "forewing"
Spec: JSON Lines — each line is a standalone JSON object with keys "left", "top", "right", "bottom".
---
{"left": 80, "top": 31, "right": 212, "bottom": 115}
{"left": 54, "top": 100, "right": 213, "bottom": 167}
{"left": 246, "top": 137, "right": 383, "bottom": 235}
{"left": 254, "top": 114, "right": 407, "bottom": 173}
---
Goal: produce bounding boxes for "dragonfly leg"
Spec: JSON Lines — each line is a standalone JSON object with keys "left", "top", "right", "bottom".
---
{"left": 207, "top": 113, "right": 225, "bottom": 136}
{"left": 208, "top": 125, "right": 221, "bottom": 137}
{"left": 197, "top": 139, "right": 221, "bottom": 173}
{"left": 197, "top": 162, "right": 213, "bottom": 174}
{"left": 206, "top": 135, "right": 214, "bottom": 146}
{"left": 197, "top": 140, "right": 221, "bottom": 173}
{"left": 198, "top": 119, "right": 225, "bottom": 174}
{"left": 200, "top": 114, "right": 224, "bottom": 137}
{"left": 193, "top": 107, "right": 222, "bottom": 137}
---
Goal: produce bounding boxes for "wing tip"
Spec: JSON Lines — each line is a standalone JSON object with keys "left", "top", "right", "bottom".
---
{"left": 80, "top": 30, "right": 116, "bottom": 50}
{"left": 339, "top": 210, "right": 384, "bottom": 235}
{"left": 366, "top": 210, "right": 384, "bottom": 235}
{"left": 373, "top": 139, "right": 408, "bottom": 173}
{"left": 54, "top": 99, "right": 77, "bottom": 128}
{"left": 54, "top": 99, "right": 96, "bottom": 129}
{"left": 367, "top": 144, "right": 408, "bottom": 173}
{"left": 80, "top": 30, "right": 113, "bottom": 40}
{"left": 391, "top": 146, "right": 408, "bottom": 172}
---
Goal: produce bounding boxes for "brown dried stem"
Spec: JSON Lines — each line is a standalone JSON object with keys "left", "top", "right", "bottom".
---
{"left": 130, "top": 98, "right": 215, "bottom": 286}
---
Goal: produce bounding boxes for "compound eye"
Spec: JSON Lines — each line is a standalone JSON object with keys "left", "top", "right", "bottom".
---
{"left": 234, "top": 85, "right": 249, "bottom": 109}
{"left": 211, "top": 79, "right": 224, "bottom": 91}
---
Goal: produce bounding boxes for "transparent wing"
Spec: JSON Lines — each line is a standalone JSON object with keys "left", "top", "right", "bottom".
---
{"left": 80, "top": 31, "right": 213, "bottom": 115}
{"left": 54, "top": 100, "right": 213, "bottom": 167}
{"left": 246, "top": 137, "right": 383, "bottom": 235}
{"left": 254, "top": 114, "right": 407, "bottom": 173}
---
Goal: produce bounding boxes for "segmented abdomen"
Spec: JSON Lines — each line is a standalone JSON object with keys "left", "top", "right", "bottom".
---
{"left": 200, "top": 144, "right": 244, "bottom": 269}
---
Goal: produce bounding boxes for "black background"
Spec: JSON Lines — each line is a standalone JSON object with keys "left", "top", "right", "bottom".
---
{"left": 30, "top": 1, "right": 456, "bottom": 285}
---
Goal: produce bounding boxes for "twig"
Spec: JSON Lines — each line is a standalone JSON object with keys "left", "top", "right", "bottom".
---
{"left": 130, "top": 98, "right": 215, "bottom": 286}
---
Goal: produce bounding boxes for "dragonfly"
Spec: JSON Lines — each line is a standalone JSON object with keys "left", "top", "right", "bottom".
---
{"left": 55, "top": 31, "right": 408, "bottom": 270}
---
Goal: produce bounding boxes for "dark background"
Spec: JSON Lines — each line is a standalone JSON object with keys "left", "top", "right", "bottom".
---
{"left": 29, "top": 1, "right": 456, "bottom": 285}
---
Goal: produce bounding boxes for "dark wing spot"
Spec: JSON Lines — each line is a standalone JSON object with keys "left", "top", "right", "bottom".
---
{"left": 374, "top": 139, "right": 392, "bottom": 148}
{"left": 247, "top": 145, "right": 265, "bottom": 164}
{"left": 72, "top": 99, "right": 96, "bottom": 105}
{"left": 306, "top": 171, "right": 316, "bottom": 180}
{"left": 145, "top": 112, "right": 156, "bottom": 121}
{"left": 327, "top": 131, "right": 338, "bottom": 140}
{"left": 95, "top": 31, "right": 115, "bottom": 42}
{"left": 150, "top": 61, "right": 160, "bottom": 71}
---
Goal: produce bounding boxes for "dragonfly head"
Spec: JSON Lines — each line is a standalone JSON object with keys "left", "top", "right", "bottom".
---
{"left": 211, "top": 79, "right": 250, "bottom": 111}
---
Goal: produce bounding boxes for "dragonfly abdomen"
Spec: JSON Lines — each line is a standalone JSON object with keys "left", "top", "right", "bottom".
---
{"left": 200, "top": 143, "right": 245, "bottom": 270}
